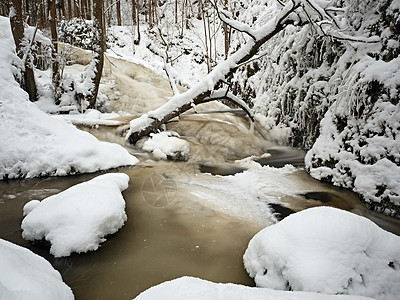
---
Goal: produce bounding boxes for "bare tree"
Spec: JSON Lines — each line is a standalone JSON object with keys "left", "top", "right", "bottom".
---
{"left": 10, "top": 0, "right": 37, "bottom": 102}
{"left": 116, "top": 0, "right": 122, "bottom": 25}
{"left": 86, "top": 0, "right": 105, "bottom": 108}
{"left": 49, "top": 0, "right": 61, "bottom": 103}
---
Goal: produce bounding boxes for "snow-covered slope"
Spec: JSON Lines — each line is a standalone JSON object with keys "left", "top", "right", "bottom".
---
{"left": 0, "top": 16, "right": 138, "bottom": 180}
{"left": 244, "top": 207, "right": 400, "bottom": 300}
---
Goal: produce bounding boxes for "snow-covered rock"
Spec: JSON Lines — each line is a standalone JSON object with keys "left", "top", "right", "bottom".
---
{"left": 133, "top": 276, "right": 373, "bottom": 300}
{"left": 21, "top": 173, "right": 130, "bottom": 257}
{"left": 244, "top": 206, "right": 400, "bottom": 300}
{"left": 0, "top": 238, "right": 74, "bottom": 300}
{"left": 141, "top": 131, "right": 190, "bottom": 160}
{"left": 0, "top": 16, "right": 138, "bottom": 180}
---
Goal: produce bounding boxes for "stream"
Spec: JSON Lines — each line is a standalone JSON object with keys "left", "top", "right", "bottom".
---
{"left": 1, "top": 56, "right": 400, "bottom": 300}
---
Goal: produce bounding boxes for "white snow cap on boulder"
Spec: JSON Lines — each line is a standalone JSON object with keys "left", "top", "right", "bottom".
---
{"left": 133, "top": 276, "right": 373, "bottom": 300}
{"left": 21, "top": 173, "right": 130, "bottom": 257}
{"left": 0, "top": 238, "right": 74, "bottom": 300}
{"left": 244, "top": 206, "right": 400, "bottom": 300}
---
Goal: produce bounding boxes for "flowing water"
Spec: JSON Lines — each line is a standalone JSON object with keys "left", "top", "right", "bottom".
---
{"left": 1, "top": 56, "right": 400, "bottom": 299}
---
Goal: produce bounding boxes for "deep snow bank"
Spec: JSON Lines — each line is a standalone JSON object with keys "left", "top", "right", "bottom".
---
{"left": 133, "top": 276, "right": 373, "bottom": 300}
{"left": 21, "top": 173, "right": 129, "bottom": 257}
{"left": 244, "top": 207, "right": 400, "bottom": 300}
{"left": 0, "top": 238, "right": 74, "bottom": 299}
{"left": 230, "top": 0, "right": 400, "bottom": 215}
{"left": 0, "top": 16, "right": 138, "bottom": 180}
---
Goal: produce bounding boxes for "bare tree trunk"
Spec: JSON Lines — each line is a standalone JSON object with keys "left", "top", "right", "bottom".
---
{"left": 86, "top": 0, "right": 92, "bottom": 19}
{"left": 50, "top": 0, "right": 61, "bottom": 103}
{"left": 67, "top": 0, "right": 72, "bottom": 19}
{"left": 131, "top": 0, "right": 136, "bottom": 25}
{"left": 81, "top": 0, "right": 86, "bottom": 19}
{"left": 10, "top": 0, "right": 38, "bottom": 102}
{"left": 202, "top": 5, "right": 210, "bottom": 73}
{"left": 175, "top": 0, "right": 177, "bottom": 24}
{"left": 134, "top": 0, "right": 140, "bottom": 44}
{"left": 86, "top": 0, "right": 105, "bottom": 108}
{"left": 223, "top": 0, "right": 229, "bottom": 58}
{"left": 74, "top": 0, "right": 80, "bottom": 17}
{"left": 116, "top": 0, "right": 122, "bottom": 25}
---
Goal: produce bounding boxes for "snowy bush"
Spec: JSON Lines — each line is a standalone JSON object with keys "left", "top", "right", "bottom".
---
{"left": 244, "top": 207, "right": 400, "bottom": 300}
{"left": 59, "top": 18, "right": 97, "bottom": 51}
{"left": 230, "top": 0, "right": 400, "bottom": 214}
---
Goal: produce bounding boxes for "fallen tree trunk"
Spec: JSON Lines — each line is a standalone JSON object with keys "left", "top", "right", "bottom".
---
{"left": 126, "top": 0, "right": 301, "bottom": 144}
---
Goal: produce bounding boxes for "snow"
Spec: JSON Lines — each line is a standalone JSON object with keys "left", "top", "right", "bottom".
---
{"left": 0, "top": 16, "right": 138, "bottom": 180}
{"left": 133, "top": 276, "right": 373, "bottom": 300}
{"left": 141, "top": 131, "right": 190, "bottom": 160}
{"left": 244, "top": 206, "right": 400, "bottom": 300}
{"left": 21, "top": 173, "right": 129, "bottom": 257}
{"left": 181, "top": 163, "right": 301, "bottom": 225}
{"left": 0, "top": 238, "right": 74, "bottom": 300}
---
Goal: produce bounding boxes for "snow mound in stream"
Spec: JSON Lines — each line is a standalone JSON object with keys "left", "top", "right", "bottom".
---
{"left": 133, "top": 276, "right": 372, "bottom": 300}
{"left": 0, "top": 16, "right": 138, "bottom": 180}
{"left": 0, "top": 238, "right": 74, "bottom": 300}
{"left": 244, "top": 206, "right": 400, "bottom": 300}
{"left": 142, "top": 131, "right": 190, "bottom": 160}
{"left": 21, "top": 173, "right": 129, "bottom": 257}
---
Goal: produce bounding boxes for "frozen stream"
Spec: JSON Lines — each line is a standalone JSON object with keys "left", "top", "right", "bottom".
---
{"left": 1, "top": 55, "right": 399, "bottom": 299}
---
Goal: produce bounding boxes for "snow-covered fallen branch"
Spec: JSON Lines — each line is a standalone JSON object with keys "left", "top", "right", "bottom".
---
{"left": 126, "top": 0, "right": 299, "bottom": 143}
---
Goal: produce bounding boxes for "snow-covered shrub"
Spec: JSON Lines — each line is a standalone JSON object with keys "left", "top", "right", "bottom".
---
{"left": 244, "top": 207, "right": 400, "bottom": 300}
{"left": 58, "top": 18, "right": 97, "bottom": 51}
{"left": 231, "top": 0, "right": 400, "bottom": 215}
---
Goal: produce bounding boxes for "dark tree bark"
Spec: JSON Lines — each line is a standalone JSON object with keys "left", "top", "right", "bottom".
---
{"left": 66, "top": 0, "right": 73, "bottom": 19}
{"left": 10, "top": 0, "right": 38, "bottom": 102}
{"left": 81, "top": 0, "right": 86, "bottom": 19}
{"left": 50, "top": 0, "right": 61, "bottom": 103}
{"left": 86, "top": 0, "right": 105, "bottom": 108}
{"left": 116, "top": 0, "right": 122, "bottom": 25}
{"left": 134, "top": 0, "right": 140, "bottom": 44}
{"left": 131, "top": 0, "right": 136, "bottom": 25}
{"left": 86, "top": 0, "right": 92, "bottom": 19}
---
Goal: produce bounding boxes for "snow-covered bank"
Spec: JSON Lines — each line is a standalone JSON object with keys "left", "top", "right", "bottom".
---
{"left": 133, "top": 276, "right": 373, "bottom": 300}
{"left": 230, "top": 0, "right": 400, "bottom": 215}
{"left": 0, "top": 238, "right": 74, "bottom": 299}
{"left": 244, "top": 207, "right": 400, "bottom": 300}
{"left": 0, "top": 16, "right": 138, "bottom": 180}
{"left": 21, "top": 173, "right": 129, "bottom": 257}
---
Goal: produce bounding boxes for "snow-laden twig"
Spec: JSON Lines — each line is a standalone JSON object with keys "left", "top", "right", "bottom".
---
{"left": 146, "top": 42, "right": 180, "bottom": 96}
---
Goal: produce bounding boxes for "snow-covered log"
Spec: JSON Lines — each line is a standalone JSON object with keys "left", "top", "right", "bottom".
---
{"left": 126, "top": 0, "right": 301, "bottom": 143}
